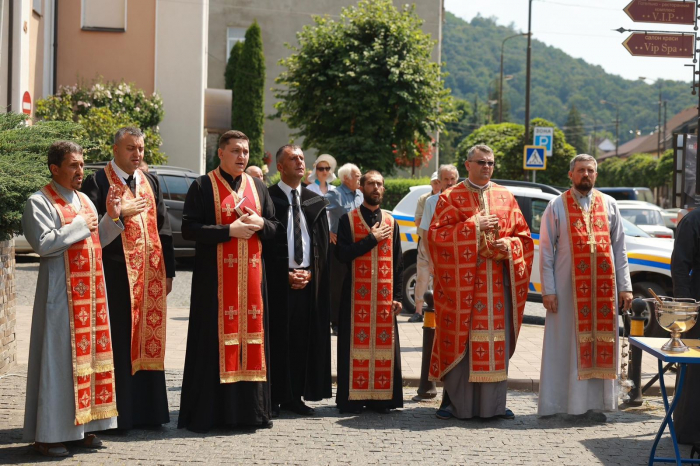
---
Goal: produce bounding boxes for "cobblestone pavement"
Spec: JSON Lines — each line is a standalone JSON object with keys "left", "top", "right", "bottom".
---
{"left": 0, "top": 364, "right": 687, "bottom": 465}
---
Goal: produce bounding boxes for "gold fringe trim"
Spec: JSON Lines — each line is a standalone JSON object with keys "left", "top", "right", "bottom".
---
{"left": 220, "top": 374, "right": 267, "bottom": 384}
{"left": 75, "top": 412, "right": 92, "bottom": 425}
{"left": 578, "top": 371, "right": 617, "bottom": 381}
{"left": 93, "top": 362, "right": 114, "bottom": 373}
{"left": 348, "top": 391, "right": 393, "bottom": 401}
{"left": 596, "top": 336, "right": 616, "bottom": 343}
{"left": 224, "top": 338, "right": 240, "bottom": 345}
{"left": 90, "top": 408, "right": 119, "bottom": 421}
{"left": 470, "top": 333, "right": 492, "bottom": 342}
{"left": 131, "top": 361, "right": 164, "bottom": 374}
{"left": 246, "top": 339, "right": 263, "bottom": 345}
{"left": 75, "top": 366, "right": 94, "bottom": 377}
{"left": 579, "top": 335, "right": 594, "bottom": 343}
{"left": 468, "top": 372, "right": 507, "bottom": 383}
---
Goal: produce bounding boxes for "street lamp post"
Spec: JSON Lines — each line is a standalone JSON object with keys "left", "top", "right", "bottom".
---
{"left": 500, "top": 33, "right": 529, "bottom": 124}
{"left": 524, "top": 0, "right": 533, "bottom": 145}
{"left": 601, "top": 100, "right": 619, "bottom": 157}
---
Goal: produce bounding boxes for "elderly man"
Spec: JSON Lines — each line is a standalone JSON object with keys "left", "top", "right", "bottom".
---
{"left": 335, "top": 170, "right": 403, "bottom": 414}
{"left": 427, "top": 144, "right": 533, "bottom": 420}
{"left": 246, "top": 165, "right": 264, "bottom": 181}
{"left": 265, "top": 145, "right": 332, "bottom": 417}
{"left": 410, "top": 172, "right": 441, "bottom": 322}
{"left": 538, "top": 154, "right": 632, "bottom": 421}
{"left": 325, "top": 163, "right": 363, "bottom": 334}
{"left": 23, "top": 141, "right": 122, "bottom": 456}
{"left": 82, "top": 127, "right": 175, "bottom": 430}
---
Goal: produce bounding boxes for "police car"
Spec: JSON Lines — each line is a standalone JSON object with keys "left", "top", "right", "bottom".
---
{"left": 392, "top": 181, "right": 674, "bottom": 336}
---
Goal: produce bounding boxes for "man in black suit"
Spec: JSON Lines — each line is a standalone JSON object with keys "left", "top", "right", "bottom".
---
{"left": 264, "top": 146, "right": 332, "bottom": 416}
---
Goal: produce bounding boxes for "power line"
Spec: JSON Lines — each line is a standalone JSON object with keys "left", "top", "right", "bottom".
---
{"left": 534, "top": 0, "right": 620, "bottom": 11}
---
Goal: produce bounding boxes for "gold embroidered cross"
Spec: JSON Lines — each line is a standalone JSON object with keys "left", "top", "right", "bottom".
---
{"left": 72, "top": 254, "right": 88, "bottom": 270}
{"left": 225, "top": 306, "right": 238, "bottom": 320}
{"left": 250, "top": 254, "right": 260, "bottom": 268}
{"left": 222, "top": 204, "right": 235, "bottom": 216}
{"left": 586, "top": 236, "right": 598, "bottom": 254}
{"left": 224, "top": 254, "right": 237, "bottom": 267}
{"left": 248, "top": 305, "right": 261, "bottom": 320}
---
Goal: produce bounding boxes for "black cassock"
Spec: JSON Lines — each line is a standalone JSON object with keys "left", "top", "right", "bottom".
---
{"left": 335, "top": 205, "right": 403, "bottom": 411}
{"left": 264, "top": 184, "right": 332, "bottom": 407}
{"left": 81, "top": 169, "right": 175, "bottom": 429}
{"left": 671, "top": 208, "right": 700, "bottom": 444}
{"left": 177, "top": 169, "right": 278, "bottom": 432}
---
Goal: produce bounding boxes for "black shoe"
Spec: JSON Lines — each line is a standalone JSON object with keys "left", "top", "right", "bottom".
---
{"left": 371, "top": 407, "right": 391, "bottom": 414}
{"left": 261, "top": 419, "right": 274, "bottom": 429}
{"left": 283, "top": 401, "right": 315, "bottom": 416}
{"left": 339, "top": 406, "right": 362, "bottom": 415}
{"left": 408, "top": 313, "right": 423, "bottom": 323}
{"left": 271, "top": 404, "right": 280, "bottom": 418}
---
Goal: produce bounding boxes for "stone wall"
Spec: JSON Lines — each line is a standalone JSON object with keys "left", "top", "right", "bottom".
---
{"left": 0, "top": 239, "right": 16, "bottom": 374}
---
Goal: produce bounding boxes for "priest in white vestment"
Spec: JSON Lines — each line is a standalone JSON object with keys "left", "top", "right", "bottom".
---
{"left": 22, "top": 141, "right": 123, "bottom": 456}
{"left": 537, "top": 154, "right": 632, "bottom": 418}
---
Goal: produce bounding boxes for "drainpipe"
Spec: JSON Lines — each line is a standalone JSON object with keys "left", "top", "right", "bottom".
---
{"left": 52, "top": 0, "right": 58, "bottom": 94}
{"left": 6, "top": 0, "right": 14, "bottom": 112}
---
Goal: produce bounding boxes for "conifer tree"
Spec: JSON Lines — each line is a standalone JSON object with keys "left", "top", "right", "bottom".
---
{"left": 225, "top": 41, "right": 244, "bottom": 92}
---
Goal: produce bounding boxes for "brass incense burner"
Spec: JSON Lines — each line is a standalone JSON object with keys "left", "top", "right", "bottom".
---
{"left": 645, "top": 296, "right": 700, "bottom": 352}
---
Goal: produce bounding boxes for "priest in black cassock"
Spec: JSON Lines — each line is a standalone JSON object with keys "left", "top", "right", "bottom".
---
{"left": 264, "top": 145, "right": 332, "bottom": 416}
{"left": 671, "top": 207, "right": 700, "bottom": 444}
{"left": 177, "top": 130, "right": 279, "bottom": 432}
{"left": 82, "top": 127, "right": 175, "bottom": 430}
{"left": 335, "top": 170, "right": 403, "bottom": 414}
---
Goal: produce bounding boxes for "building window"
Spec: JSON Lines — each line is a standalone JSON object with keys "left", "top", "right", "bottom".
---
{"left": 226, "top": 27, "right": 246, "bottom": 58}
{"left": 33, "top": 0, "right": 42, "bottom": 16}
{"left": 82, "top": 0, "right": 127, "bottom": 32}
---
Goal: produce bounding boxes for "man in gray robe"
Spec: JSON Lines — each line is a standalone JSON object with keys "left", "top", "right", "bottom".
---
{"left": 538, "top": 154, "right": 632, "bottom": 419}
{"left": 23, "top": 141, "right": 123, "bottom": 456}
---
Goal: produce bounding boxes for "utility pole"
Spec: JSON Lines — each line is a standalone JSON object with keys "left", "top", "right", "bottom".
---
{"left": 524, "top": 0, "right": 533, "bottom": 181}
{"left": 657, "top": 84, "right": 662, "bottom": 157}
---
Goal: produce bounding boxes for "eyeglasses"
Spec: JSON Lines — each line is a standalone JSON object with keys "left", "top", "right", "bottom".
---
{"left": 316, "top": 166, "right": 331, "bottom": 172}
{"left": 471, "top": 160, "right": 495, "bottom": 167}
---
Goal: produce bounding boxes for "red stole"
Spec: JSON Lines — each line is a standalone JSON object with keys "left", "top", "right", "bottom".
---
{"left": 104, "top": 163, "right": 167, "bottom": 374}
{"left": 348, "top": 209, "right": 396, "bottom": 400}
{"left": 209, "top": 168, "right": 267, "bottom": 383}
{"left": 428, "top": 182, "right": 533, "bottom": 383}
{"left": 563, "top": 189, "right": 617, "bottom": 380}
{"left": 40, "top": 183, "right": 118, "bottom": 425}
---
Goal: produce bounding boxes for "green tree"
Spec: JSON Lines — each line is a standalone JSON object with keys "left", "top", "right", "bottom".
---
{"left": 439, "top": 98, "right": 472, "bottom": 165}
{"left": 273, "top": 0, "right": 454, "bottom": 174}
{"left": 233, "top": 21, "right": 265, "bottom": 167}
{"left": 0, "top": 113, "right": 94, "bottom": 240}
{"left": 564, "top": 104, "right": 586, "bottom": 155}
{"left": 456, "top": 118, "right": 574, "bottom": 186}
{"left": 655, "top": 149, "right": 673, "bottom": 187}
{"left": 35, "top": 79, "right": 165, "bottom": 164}
{"left": 225, "top": 41, "right": 244, "bottom": 91}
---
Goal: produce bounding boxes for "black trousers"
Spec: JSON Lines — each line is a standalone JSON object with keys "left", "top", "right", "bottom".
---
{"left": 329, "top": 243, "right": 346, "bottom": 327}
{"left": 288, "top": 283, "right": 312, "bottom": 399}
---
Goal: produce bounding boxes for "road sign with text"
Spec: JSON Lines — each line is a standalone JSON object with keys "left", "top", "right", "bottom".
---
{"left": 622, "top": 33, "right": 694, "bottom": 58}
{"left": 624, "top": 0, "right": 695, "bottom": 26}
{"left": 534, "top": 127, "right": 554, "bottom": 157}
{"left": 524, "top": 146, "right": 547, "bottom": 170}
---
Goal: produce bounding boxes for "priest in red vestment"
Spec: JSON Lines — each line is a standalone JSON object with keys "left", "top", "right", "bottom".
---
{"left": 177, "top": 130, "right": 279, "bottom": 432}
{"left": 427, "top": 144, "right": 533, "bottom": 420}
{"left": 335, "top": 170, "right": 403, "bottom": 414}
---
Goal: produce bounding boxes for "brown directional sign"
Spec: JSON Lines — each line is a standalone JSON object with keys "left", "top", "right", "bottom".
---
{"left": 624, "top": 0, "right": 696, "bottom": 25}
{"left": 623, "top": 33, "right": 694, "bottom": 58}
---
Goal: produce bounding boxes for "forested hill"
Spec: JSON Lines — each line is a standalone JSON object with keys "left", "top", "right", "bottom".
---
{"left": 443, "top": 12, "right": 696, "bottom": 144}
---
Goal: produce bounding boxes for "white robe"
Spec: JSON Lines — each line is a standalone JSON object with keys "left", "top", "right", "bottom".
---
{"left": 537, "top": 190, "right": 632, "bottom": 416}
{"left": 22, "top": 184, "right": 123, "bottom": 443}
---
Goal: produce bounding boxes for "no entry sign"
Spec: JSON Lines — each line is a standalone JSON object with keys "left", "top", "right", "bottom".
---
{"left": 22, "top": 91, "right": 31, "bottom": 115}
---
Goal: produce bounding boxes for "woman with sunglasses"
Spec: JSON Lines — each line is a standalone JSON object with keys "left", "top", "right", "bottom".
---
{"left": 306, "top": 154, "right": 338, "bottom": 196}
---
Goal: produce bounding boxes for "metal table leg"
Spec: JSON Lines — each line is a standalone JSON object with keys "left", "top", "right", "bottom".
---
{"left": 648, "top": 361, "right": 693, "bottom": 465}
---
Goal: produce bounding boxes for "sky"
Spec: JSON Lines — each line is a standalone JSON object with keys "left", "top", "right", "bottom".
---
{"left": 444, "top": 0, "right": 695, "bottom": 83}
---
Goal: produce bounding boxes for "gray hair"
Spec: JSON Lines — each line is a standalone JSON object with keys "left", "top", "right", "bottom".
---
{"left": 569, "top": 154, "right": 597, "bottom": 172}
{"left": 438, "top": 164, "right": 458, "bottom": 179}
{"left": 338, "top": 163, "right": 359, "bottom": 181}
{"left": 467, "top": 144, "right": 494, "bottom": 161}
{"left": 114, "top": 126, "right": 144, "bottom": 145}
{"left": 275, "top": 144, "right": 302, "bottom": 164}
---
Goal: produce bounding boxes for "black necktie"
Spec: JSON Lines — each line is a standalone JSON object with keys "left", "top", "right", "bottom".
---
{"left": 124, "top": 175, "right": 136, "bottom": 195}
{"left": 292, "top": 190, "right": 303, "bottom": 266}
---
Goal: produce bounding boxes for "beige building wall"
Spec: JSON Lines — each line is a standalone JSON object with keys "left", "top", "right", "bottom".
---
{"left": 155, "top": 0, "right": 209, "bottom": 174}
{"left": 208, "top": 0, "right": 443, "bottom": 175}
{"left": 56, "top": 0, "right": 156, "bottom": 94}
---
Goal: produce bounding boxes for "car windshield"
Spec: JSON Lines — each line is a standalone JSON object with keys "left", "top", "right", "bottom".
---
{"left": 619, "top": 208, "right": 665, "bottom": 227}
{"left": 621, "top": 218, "right": 651, "bottom": 237}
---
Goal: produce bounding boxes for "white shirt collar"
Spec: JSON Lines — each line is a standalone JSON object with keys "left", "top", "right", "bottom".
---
{"left": 467, "top": 179, "right": 490, "bottom": 190}
{"left": 278, "top": 180, "right": 302, "bottom": 202}
{"left": 110, "top": 160, "right": 141, "bottom": 185}
{"left": 571, "top": 188, "right": 593, "bottom": 200}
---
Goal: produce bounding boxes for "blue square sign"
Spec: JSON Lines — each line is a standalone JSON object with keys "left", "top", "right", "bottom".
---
{"left": 524, "top": 146, "right": 547, "bottom": 170}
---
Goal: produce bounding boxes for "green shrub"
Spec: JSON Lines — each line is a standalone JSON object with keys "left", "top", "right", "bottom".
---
{"left": 35, "top": 79, "right": 165, "bottom": 164}
{"left": 383, "top": 177, "right": 430, "bottom": 211}
{"left": 0, "top": 113, "right": 95, "bottom": 241}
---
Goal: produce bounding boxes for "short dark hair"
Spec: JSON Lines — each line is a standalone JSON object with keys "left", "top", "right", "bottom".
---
{"left": 47, "top": 141, "right": 83, "bottom": 172}
{"left": 219, "top": 130, "right": 249, "bottom": 149}
{"left": 114, "top": 126, "right": 144, "bottom": 145}
{"left": 360, "top": 170, "right": 383, "bottom": 187}
{"left": 275, "top": 144, "right": 302, "bottom": 163}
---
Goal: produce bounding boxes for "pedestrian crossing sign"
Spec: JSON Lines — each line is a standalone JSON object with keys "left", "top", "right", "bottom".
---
{"left": 523, "top": 146, "right": 547, "bottom": 170}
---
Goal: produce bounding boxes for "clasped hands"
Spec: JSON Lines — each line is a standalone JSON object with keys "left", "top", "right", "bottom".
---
{"left": 229, "top": 207, "right": 264, "bottom": 239}
{"left": 478, "top": 213, "right": 507, "bottom": 252}
{"left": 289, "top": 269, "right": 312, "bottom": 290}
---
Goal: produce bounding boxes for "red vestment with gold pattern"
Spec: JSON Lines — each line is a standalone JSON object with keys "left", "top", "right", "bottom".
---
{"left": 427, "top": 181, "right": 533, "bottom": 383}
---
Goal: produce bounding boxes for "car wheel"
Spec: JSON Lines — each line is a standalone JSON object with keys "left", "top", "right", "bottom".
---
{"left": 632, "top": 281, "right": 667, "bottom": 337}
{"left": 402, "top": 263, "right": 418, "bottom": 314}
